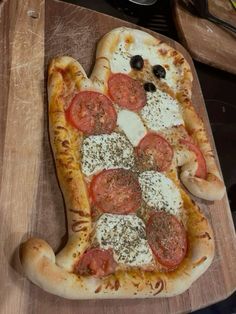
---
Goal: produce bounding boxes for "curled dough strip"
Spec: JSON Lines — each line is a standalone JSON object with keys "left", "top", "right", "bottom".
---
{"left": 177, "top": 94, "right": 225, "bottom": 201}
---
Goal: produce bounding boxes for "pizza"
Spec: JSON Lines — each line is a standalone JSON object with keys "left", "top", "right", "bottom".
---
{"left": 20, "top": 27, "right": 225, "bottom": 299}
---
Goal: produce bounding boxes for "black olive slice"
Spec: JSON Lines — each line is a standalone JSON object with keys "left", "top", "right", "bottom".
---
{"left": 153, "top": 65, "right": 166, "bottom": 79}
{"left": 144, "top": 82, "right": 156, "bottom": 92}
{"left": 130, "top": 55, "right": 144, "bottom": 70}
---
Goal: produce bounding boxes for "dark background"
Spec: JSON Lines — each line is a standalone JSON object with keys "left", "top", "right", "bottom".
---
{"left": 62, "top": 0, "right": 236, "bottom": 312}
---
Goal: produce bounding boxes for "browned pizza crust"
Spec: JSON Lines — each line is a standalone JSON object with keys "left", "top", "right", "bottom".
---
{"left": 20, "top": 28, "right": 218, "bottom": 299}
{"left": 177, "top": 94, "right": 225, "bottom": 200}
{"left": 46, "top": 57, "right": 92, "bottom": 271}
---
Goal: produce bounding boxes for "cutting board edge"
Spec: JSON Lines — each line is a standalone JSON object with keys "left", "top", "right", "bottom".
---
{"left": 173, "top": 1, "right": 236, "bottom": 75}
{"left": 53, "top": 0, "right": 198, "bottom": 67}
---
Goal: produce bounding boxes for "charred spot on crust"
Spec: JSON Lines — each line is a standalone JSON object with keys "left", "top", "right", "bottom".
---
{"left": 114, "top": 279, "right": 120, "bottom": 291}
{"left": 95, "top": 285, "right": 102, "bottom": 293}
{"left": 56, "top": 125, "right": 67, "bottom": 130}
{"left": 171, "top": 50, "right": 178, "bottom": 57}
{"left": 193, "top": 256, "right": 207, "bottom": 268}
{"left": 196, "top": 232, "right": 212, "bottom": 240}
{"left": 153, "top": 279, "right": 164, "bottom": 296}
{"left": 174, "top": 56, "right": 185, "bottom": 66}
{"left": 62, "top": 140, "right": 70, "bottom": 148}
{"left": 71, "top": 221, "right": 88, "bottom": 233}
{"left": 77, "top": 210, "right": 90, "bottom": 217}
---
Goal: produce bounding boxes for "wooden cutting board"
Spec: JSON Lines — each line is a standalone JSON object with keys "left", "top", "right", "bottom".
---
{"left": 0, "top": 0, "right": 235, "bottom": 313}
{"left": 174, "top": 0, "right": 236, "bottom": 74}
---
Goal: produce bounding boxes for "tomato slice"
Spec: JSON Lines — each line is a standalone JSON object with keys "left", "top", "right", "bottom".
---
{"left": 180, "top": 139, "right": 207, "bottom": 179}
{"left": 136, "top": 133, "right": 173, "bottom": 172}
{"left": 74, "top": 248, "right": 117, "bottom": 277}
{"left": 66, "top": 91, "right": 117, "bottom": 135}
{"left": 90, "top": 169, "right": 142, "bottom": 214}
{"left": 146, "top": 211, "right": 187, "bottom": 269}
{"left": 108, "top": 73, "right": 146, "bottom": 111}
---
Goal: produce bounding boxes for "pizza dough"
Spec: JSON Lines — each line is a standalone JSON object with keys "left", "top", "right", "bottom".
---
{"left": 20, "top": 27, "right": 224, "bottom": 299}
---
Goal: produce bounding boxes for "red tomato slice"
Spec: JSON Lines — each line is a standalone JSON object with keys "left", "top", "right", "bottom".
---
{"left": 146, "top": 211, "right": 187, "bottom": 269}
{"left": 136, "top": 133, "right": 173, "bottom": 172}
{"left": 180, "top": 139, "right": 207, "bottom": 179}
{"left": 74, "top": 248, "right": 117, "bottom": 277}
{"left": 90, "top": 169, "right": 142, "bottom": 214}
{"left": 66, "top": 91, "right": 117, "bottom": 135}
{"left": 108, "top": 73, "right": 146, "bottom": 111}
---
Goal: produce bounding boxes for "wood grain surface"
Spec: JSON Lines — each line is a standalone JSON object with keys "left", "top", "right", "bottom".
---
{"left": 174, "top": 0, "right": 236, "bottom": 75}
{"left": 0, "top": 0, "right": 235, "bottom": 313}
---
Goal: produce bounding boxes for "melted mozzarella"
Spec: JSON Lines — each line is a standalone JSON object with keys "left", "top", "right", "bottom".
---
{"left": 96, "top": 213, "right": 153, "bottom": 266}
{"left": 140, "top": 89, "right": 183, "bottom": 132}
{"left": 81, "top": 133, "right": 134, "bottom": 176}
{"left": 110, "top": 41, "right": 131, "bottom": 73}
{"left": 139, "top": 171, "right": 183, "bottom": 216}
{"left": 110, "top": 31, "right": 183, "bottom": 91}
{"left": 117, "top": 110, "right": 147, "bottom": 146}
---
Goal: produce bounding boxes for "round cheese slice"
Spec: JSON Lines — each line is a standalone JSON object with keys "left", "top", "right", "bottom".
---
{"left": 95, "top": 213, "right": 153, "bottom": 267}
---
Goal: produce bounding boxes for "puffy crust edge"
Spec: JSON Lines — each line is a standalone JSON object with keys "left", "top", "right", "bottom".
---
{"left": 47, "top": 56, "right": 92, "bottom": 271}
{"left": 177, "top": 95, "right": 225, "bottom": 201}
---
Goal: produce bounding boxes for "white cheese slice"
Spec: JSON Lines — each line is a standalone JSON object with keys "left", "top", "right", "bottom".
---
{"left": 139, "top": 171, "right": 183, "bottom": 216}
{"left": 95, "top": 213, "right": 153, "bottom": 266}
{"left": 140, "top": 89, "right": 183, "bottom": 132}
{"left": 117, "top": 109, "right": 147, "bottom": 146}
{"left": 81, "top": 133, "right": 134, "bottom": 176}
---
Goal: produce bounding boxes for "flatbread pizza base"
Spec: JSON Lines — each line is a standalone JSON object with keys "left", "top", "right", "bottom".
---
{"left": 20, "top": 28, "right": 219, "bottom": 299}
